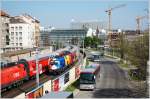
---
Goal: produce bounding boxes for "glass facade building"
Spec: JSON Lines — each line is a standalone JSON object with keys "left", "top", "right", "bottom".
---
{"left": 40, "top": 29, "right": 88, "bottom": 48}
{"left": 49, "top": 29, "right": 87, "bottom": 47}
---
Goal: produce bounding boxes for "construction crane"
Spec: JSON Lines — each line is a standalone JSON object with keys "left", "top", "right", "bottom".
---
{"left": 136, "top": 15, "right": 148, "bottom": 34}
{"left": 105, "top": 4, "right": 126, "bottom": 33}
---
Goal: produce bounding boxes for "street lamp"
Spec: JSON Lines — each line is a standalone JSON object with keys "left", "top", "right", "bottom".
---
{"left": 67, "top": 40, "right": 70, "bottom": 47}
{"left": 34, "top": 17, "right": 39, "bottom": 87}
{"left": 83, "top": 37, "right": 84, "bottom": 53}
{"left": 35, "top": 48, "right": 39, "bottom": 87}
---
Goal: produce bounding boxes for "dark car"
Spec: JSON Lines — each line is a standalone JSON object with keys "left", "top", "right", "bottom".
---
{"left": 87, "top": 56, "right": 94, "bottom": 61}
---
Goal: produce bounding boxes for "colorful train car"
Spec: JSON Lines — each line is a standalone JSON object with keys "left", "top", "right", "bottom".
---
{"left": 0, "top": 46, "right": 79, "bottom": 92}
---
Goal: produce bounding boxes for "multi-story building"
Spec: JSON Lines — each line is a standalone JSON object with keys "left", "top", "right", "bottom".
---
{"left": 40, "top": 27, "right": 55, "bottom": 47}
{"left": 40, "top": 29, "right": 88, "bottom": 49}
{"left": 0, "top": 10, "right": 10, "bottom": 53}
{"left": 9, "top": 17, "right": 31, "bottom": 50}
{"left": 8, "top": 14, "right": 40, "bottom": 51}
{"left": 71, "top": 20, "right": 107, "bottom": 41}
{"left": 18, "top": 14, "right": 40, "bottom": 47}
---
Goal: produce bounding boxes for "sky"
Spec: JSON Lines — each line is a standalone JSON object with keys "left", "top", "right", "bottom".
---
{"left": 1, "top": 0, "right": 149, "bottom": 30}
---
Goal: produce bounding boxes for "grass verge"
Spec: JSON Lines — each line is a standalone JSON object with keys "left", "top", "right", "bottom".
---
{"left": 65, "top": 79, "right": 79, "bottom": 92}
{"left": 118, "top": 60, "right": 129, "bottom": 68}
{"left": 86, "top": 59, "right": 89, "bottom": 66}
{"left": 105, "top": 55, "right": 118, "bottom": 59}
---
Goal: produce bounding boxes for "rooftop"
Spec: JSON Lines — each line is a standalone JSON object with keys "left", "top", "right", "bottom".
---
{"left": 0, "top": 10, "right": 10, "bottom": 17}
{"left": 22, "top": 13, "right": 40, "bottom": 23}
{"left": 10, "top": 17, "right": 26, "bottom": 23}
{"left": 51, "top": 28, "right": 88, "bottom": 32}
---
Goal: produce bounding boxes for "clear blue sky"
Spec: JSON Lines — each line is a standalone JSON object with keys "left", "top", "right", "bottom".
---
{"left": 1, "top": 0, "right": 149, "bottom": 30}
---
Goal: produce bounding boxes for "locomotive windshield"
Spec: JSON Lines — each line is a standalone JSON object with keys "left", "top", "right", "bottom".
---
{"left": 80, "top": 73, "right": 95, "bottom": 84}
{"left": 54, "top": 61, "right": 60, "bottom": 67}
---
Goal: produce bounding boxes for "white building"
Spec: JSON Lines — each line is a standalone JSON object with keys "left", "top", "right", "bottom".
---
{"left": 9, "top": 18, "right": 31, "bottom": 50}
{"left": 17, "top": 14, "right": 40, "bottom": 47}
{"left": 8, "top": 14, "right": 40, "bottom": 51}
{"left": 0, "top": 10, "right": 10, "bottom": 53}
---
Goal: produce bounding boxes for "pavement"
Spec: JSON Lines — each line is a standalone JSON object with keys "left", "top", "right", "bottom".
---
{"left": 74, "top": 57, "right": 148, "bottom": 98}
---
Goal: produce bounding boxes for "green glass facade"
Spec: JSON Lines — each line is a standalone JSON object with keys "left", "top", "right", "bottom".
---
{"left": 48, "top": 29, "right": 87, "bottom": 47}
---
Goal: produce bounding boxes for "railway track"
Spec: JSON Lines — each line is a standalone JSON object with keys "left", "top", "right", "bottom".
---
{"left": 1, "top": 54, "right": 83, "bottom": 98}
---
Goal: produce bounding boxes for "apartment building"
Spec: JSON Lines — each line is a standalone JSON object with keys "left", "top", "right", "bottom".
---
{"left": 9, "top": 17, "right": 31, "bottom": 50}
{"left": 0, "top": 10, "right": 10, "bottom": 53}
{"left": 8, "top": 14, "right": 40, "bottom": 51}
{"left": 19, "top": 14, "right": 40, "bottom": 47}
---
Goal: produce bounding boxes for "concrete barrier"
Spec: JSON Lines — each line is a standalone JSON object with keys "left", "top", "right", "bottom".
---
{"left": 43, "top": 80, "right": 52, "bottom": 94}
{"left": 14, "top": 93, "right": 25, "bottom": 99}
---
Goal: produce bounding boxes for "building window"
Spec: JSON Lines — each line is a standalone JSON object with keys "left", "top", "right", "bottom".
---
{"left": 12, "top": 43, "right": 14, "bottom": 46}
{"left": 16, "top": 32, "right": 18, "bottom": 36}
{"left": 19, "top": 37, "right": 22, "bottom": 40}
{"left": 11, "top": 32, "right": 14, "bottom": 35}
{"left": 19, "top": 26, "right": 22, "bottom": 31}
{"left": 19, "top": 32, "right": 22, "bottom": 36}
{"left": 20, "top": 43, "right": 22, "bottom": 46}
{"left": 16, "top": 43, "right": 18, "bottom": 46}
{"left": 15, "top": 26, "right": 18, "bottom": 31}
{"left": 16, "top": 37, "right": 18, "bottom": 41}
{"left": 11, "top": 27, "right": 14, "bottom": 31}
{"left": 6, "top": 35, "right": 9, "bottom": 45}
{"left": 11, "top": 37, "right": 14, "bottom": 40}
{"left": 5, "top": 23, "right": 9, "bottom": 27}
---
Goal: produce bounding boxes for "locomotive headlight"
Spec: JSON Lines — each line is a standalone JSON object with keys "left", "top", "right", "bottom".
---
{"left": 51, "top": 65, "right": 57, "bottom": 70}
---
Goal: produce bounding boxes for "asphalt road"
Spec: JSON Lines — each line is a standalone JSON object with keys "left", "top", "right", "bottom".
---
{"left": 75, "top": 57, "right": 135, "bottom": 98}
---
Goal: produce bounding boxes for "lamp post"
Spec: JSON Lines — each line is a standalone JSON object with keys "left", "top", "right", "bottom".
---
{"left": 83, "top": 37, "right": 84, "bottom": 53}
{"left": 68, "top": 39, "right": 70, "bottom": 47}
{"left": 35, "top": 48, "right": 39, "bottom": 87}
{"left": 34, "top": 17, "right": 39, "bottom": 87}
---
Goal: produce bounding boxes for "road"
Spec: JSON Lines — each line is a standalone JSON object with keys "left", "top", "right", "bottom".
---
{"left": 75, "top": 57, "right": 136, "bottom": 98}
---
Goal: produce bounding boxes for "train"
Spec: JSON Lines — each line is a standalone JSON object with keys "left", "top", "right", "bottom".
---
{"left": 0, "top": 46, "right": 79, "bottom": 92}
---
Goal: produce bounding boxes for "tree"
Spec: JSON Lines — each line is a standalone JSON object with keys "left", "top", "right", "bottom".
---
{"left": 117, "top": 32, "right": 128, "bottom": 59}
{"left": 84, "top": 36, "right": 102, "bottom": 48}
{"left": 91, "top": 36, "right": 100, "bottom": 48}
{"left": 127, "top": 33, "right": 149, "bottom": 80}
{"left": 84, "top": 37, "right": 92, "bottom": 47}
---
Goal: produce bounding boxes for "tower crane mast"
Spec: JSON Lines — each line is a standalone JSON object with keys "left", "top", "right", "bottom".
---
{"left": 105, "top": 4, "right": 126, "bottom": 33}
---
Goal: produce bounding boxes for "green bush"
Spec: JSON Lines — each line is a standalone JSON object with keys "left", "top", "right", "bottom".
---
{"left": 65, "top": 79, "right": 79, "bottom": 92}
{"left": 128, "top": 69, "right": 146, "bottom": 80}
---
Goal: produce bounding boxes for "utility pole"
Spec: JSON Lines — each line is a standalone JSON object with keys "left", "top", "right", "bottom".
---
{"left": 34, "top": 17, "right": 39, "bottom": 87}
{"left": 35, "top": 47, "right": 39, "bottom": 87}
{"left": 83, "top": 38, "right": 84, "bottom": 53}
